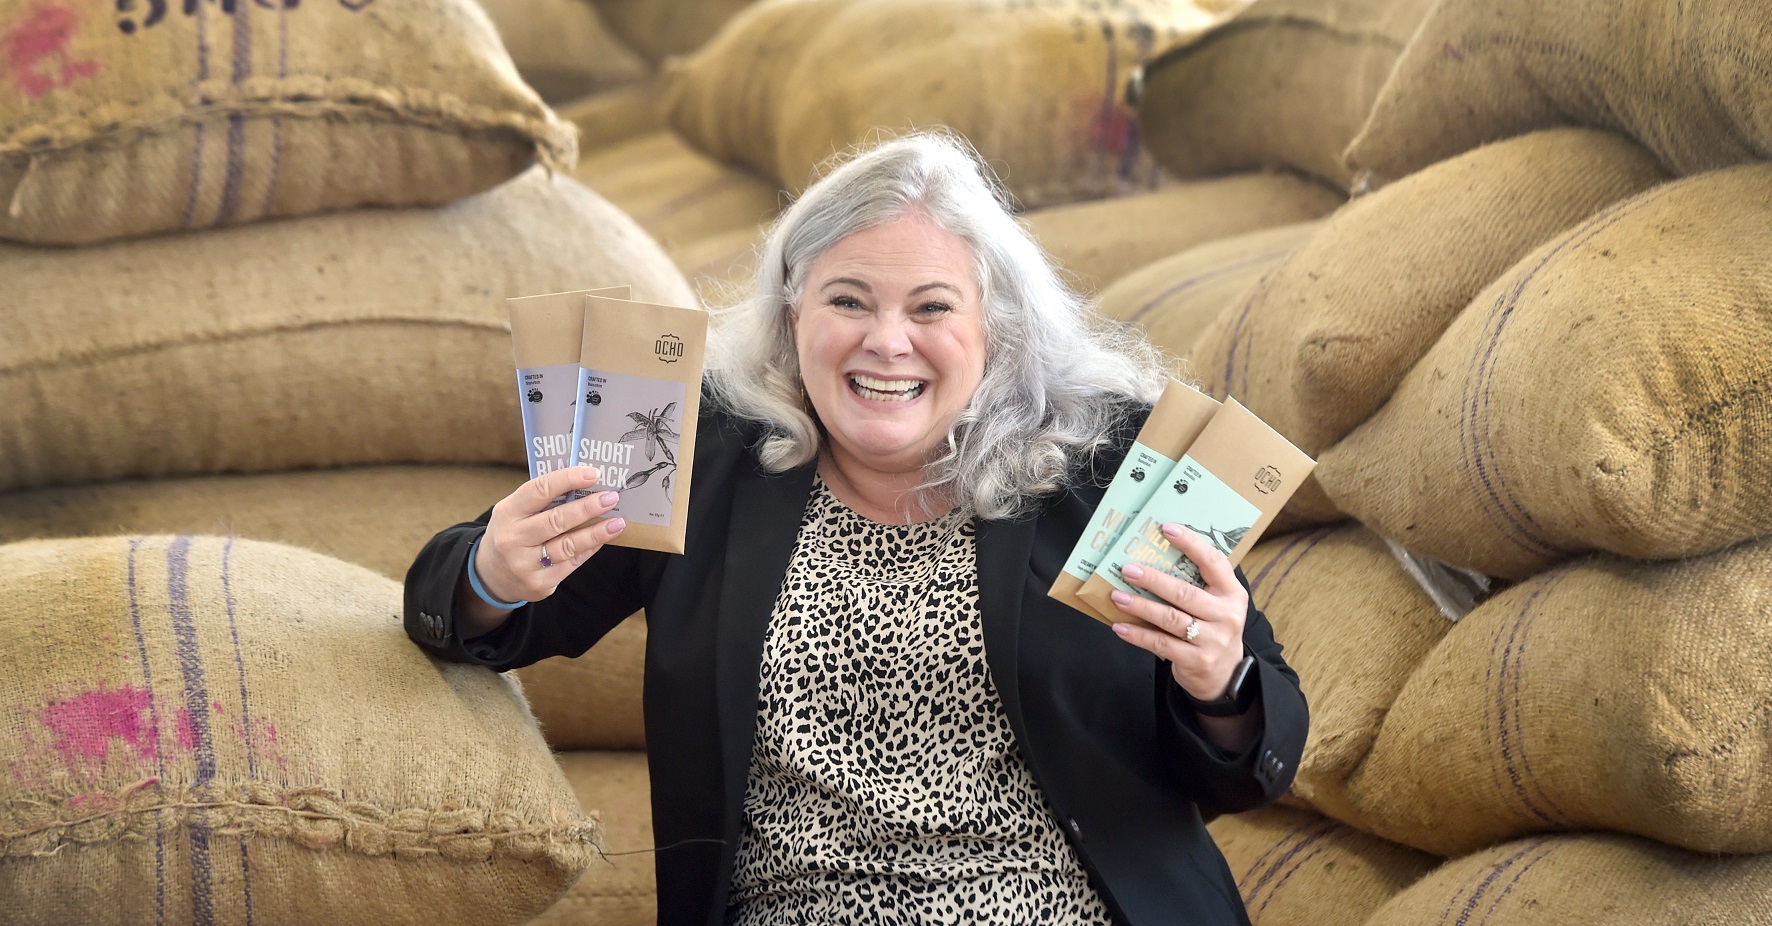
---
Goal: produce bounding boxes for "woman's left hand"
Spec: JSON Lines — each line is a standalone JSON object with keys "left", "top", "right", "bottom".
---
{"left": 1108, "top": 521, "right": 1248, "bottom": 702}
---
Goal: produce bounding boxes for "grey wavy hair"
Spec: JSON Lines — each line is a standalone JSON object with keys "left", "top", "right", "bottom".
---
{"left": 707, "top": 130, "right": 1172, "bottom": 520}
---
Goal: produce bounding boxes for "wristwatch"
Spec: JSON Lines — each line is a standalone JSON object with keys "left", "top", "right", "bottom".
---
{"left": 1181, "top": 653, "right": 1258, "bottom": 717}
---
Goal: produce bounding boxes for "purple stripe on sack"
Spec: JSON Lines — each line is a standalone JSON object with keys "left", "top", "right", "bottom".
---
{"left": 1250, "top": 527, "right": 1335, "bottom": 605}
{"left": 127, "top": 538, "right": 169, "bottom": 926}
{"left": 1474, "top": 840, "right": 1557, "bottom": 926}
{"left": 257, "top": 8, "right": 288, "bottom": 219}
{"left": 1117, "top": 23, "right": 1156, "bottom": 184}
{"left": 1245, "top": 820, "right": 1335, "bottom": 906}
{"left": 1459, "top": 180, "right": 1687, "bottom": 558}
{"left": 1500, "top": 572, "right": 1574, "bottom": 825}
{"left": 1127, "top": 248, "right": 1295, "bottom": 325}
{"left": 1445, "top": 838, "right": 1550, "bottom": 926}
{"left": 1256, "top": 837, "right": 1333, "bottom": 917}
{"left": 1074, "top": 18, "right": 1120, "bottom": 190}
{"left": 213, "top": 0, "right": 253, "bottom": 226}
{"left": 220, "top": 538, "right": 256, "bottom": 925}
{"left": 179, "top": 8, "right": 212, "bottom": 230}
{"left": 1247, "top": 529, "right": 1317, "bottom": 593}
{"left": 1238, "top": 819, "right": 1317, "bottom": 887}
{"left": 166, "top": 536, "right": 217, "bottom": 926}
{"left": 1488, "top": 577, "right": 1559, "bottom": 826}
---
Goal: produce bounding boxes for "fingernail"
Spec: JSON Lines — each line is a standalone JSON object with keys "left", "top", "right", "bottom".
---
{"left": 1121, "top": 563, "right": 1144, "bottom": 579}
{"left": 1110, "top": 591, "right": 1131, "bottom": 606}
{"left": 606, "top": 518, "right": 626, "bottom": 535}
{"left": 599, "top": 491, "right": 620, "bottom": 506}
{"left": 1112, "top": 623, "right": 1131, "bottom": 637}
{"left": 1162, "top": 522, "right": 1182, "bottom": 536}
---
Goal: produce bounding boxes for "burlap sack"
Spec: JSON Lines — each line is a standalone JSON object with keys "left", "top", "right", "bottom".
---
{"left": 672, "top": 223, "right": 767, "bottom": 306}
{"left": 0, "top": 168, "right": 695, "bottom": 494}
{"left": 571, "top": 130, "right": 782, "bottom": 259}
{"left": 1023, "top": 172, "right": 1340, "bottom": 293}
{"left": 662, "top": 0, "right": 1242, "bottom": 209}
{"left": 1238, "top": 526, "right": 1449, "bottom": 824}
{"left": 1098, "top": 221, "right": 1319, "bottom": 359}
{"left": 0, "top": 535, "right": 597, "bottom": 925}
{"left": 1367, "top": 833, "right": 1772, "bottom": 926}
{"left": 516, "top": 615, "right": 647, "bottom": 751}
{"left": 1318, "top": 163, "right": 1772, "bottom": 579}
{"left": 559, "top": 83, "right": 666, "bottom": 155}
{"left": 477, "top": 0, "right": 649, "bottom": 102}
{"left": 529, "top": 751, "right": 656, "bottom": 926}
{"left": 1193, "top": 128, "right": 1667, "bottom": 457}
{"left": 0, "top": 0, "right": 574, "bottom": 245}
{"left": 1344, "top": 0, "right": 1772, "bottom": 186}
{"left": 1207, "top": 805, "right": 1439, "bottom": 926}
{"left": 593, "top": 0, "right": 760, "bottom": 62}
{"left": 1343, "top": 536, "right": 1772, "bottom": 856}
{"left": 0, "top": 464, "right": 650, "bottom": 751}
{"left": 0, "top": 465, "right": 522, "bottom": 579}
{"left": 1134, "top": 0, "right": 1436, "bottom": 189}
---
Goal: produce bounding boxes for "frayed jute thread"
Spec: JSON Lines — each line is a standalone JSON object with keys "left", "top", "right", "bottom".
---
{"left": 4, "top": 76, "right": 577, "bottom": 171}
{"left": 3, "top": 779, "right": 599, "bottom": 869}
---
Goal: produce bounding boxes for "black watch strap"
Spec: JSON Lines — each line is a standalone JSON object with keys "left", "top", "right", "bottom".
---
{"left": 1182, "top": 653, "right": 1258, "bottom": 717}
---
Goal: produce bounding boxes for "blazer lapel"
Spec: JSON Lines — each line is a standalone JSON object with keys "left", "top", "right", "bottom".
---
{"left": 715, "top": 460, "right": 816, "bottom": 825}
{"left": 976, "top": 514, "right": 1039, "bottom": 742}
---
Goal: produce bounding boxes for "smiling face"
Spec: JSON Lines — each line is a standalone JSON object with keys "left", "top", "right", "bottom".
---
{"left": 791, "top": 211, "right": 989, "bottom": 482}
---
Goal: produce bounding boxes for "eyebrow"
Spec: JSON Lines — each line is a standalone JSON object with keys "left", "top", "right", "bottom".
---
{"left": 821, "top": 277, "right": 965, "bottom": 298}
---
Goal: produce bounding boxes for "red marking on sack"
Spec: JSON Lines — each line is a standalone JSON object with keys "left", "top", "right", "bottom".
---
{"left": 1442, "top": 42, "right": 1465, "bottom": 62}
{"left": 1088, "top": 102, "right": 1136, "bottom": 155}
{"left": 176, "top": 708, "right": 200, "bottom": 751}
{"left": 3, "top": 2, "right": 100, "bottom": 99}
{"left": 39, "top": 685, "right": 160, "bottom": 766}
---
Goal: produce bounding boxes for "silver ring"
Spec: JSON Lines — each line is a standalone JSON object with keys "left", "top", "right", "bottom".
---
{"left": 1184, "top": 616, "right": 1201, "bottom": 643}
{"left": 539, "top": 545, "right": 554, "bottom": 569}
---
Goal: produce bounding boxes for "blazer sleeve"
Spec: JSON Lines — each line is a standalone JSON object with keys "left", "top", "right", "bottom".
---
{"left": 401, "top": 506, "right": 655, "bottom": 672}
{"left": 1154, "top": 567, "right": 1309, "bottom": 817}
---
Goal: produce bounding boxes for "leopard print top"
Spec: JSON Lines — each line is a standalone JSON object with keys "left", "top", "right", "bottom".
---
{"left": 725, "top": 479, "right": 1113, "bottom": 925}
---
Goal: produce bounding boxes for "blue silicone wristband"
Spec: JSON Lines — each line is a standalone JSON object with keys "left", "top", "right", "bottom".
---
{"left": 467, "top": 536, "right": 529, "bottom": 611}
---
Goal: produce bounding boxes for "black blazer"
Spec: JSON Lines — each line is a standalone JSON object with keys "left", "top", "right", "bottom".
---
{"left": 404, "top": 405, "right": 1308, "bottom": 926}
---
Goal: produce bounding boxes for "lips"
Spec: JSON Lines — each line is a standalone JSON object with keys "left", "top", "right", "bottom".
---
{"left": 848, "top": 373, "right": 927, "bottom": 402}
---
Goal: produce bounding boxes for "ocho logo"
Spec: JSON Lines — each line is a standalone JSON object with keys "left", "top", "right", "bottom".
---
{"left": 1253, "top": 465, "right": 1282, "bottom": 495}
{"left": 1128, "top": 467, "right": 1146, "bottom": 483}
{"left": 655, "top": 333, "right": 685, "bottom": 363}
{"left": 1172, "top": 479, "right": 1190, "bottom": 495}
{"left": 526, "top": 388, "right": 543, "bottom": 403}
{"left": 585, "top": 391, "right": 602, "bottom": 406}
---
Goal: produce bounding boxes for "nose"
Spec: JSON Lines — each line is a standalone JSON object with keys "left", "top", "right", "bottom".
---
{"left": 862, "top": 309, "right": 913, "bottom": 361}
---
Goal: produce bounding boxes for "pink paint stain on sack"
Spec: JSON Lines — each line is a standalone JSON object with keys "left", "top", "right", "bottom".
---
{"left": 3, "top": 2, "right": 100, "bottom": 99}
{"left": 39, "top": 685, "right": 160, "bottom": 767}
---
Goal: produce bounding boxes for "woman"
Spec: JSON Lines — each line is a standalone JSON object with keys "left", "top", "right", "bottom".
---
{"left": 405, "top": 133, "right": 1307, "bottom": 926}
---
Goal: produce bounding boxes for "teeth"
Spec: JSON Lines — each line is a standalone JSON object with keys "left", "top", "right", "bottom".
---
{"left": 849, "top": 374, "right": 925, "bottom": 402}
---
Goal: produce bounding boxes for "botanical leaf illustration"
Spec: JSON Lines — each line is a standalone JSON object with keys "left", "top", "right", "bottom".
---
{"left": 1183, "top": 523, "right": 1243, "bottom": 557}
{"left": 625, "top": 462, "right": 670, "bottom": 489}
{"left": 620, "top": 403, "right": 679, "bottom": 467}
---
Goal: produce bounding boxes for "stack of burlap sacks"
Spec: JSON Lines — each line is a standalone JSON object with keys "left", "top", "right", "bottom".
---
{"left": 0, "top": 0, "right": 703, "bottom": 922}
{"left": 479, "top": 1, "right": 1353, "bottom": 923}
{"left": 1095, "top": 0, "right": 1772, "bottom": 922}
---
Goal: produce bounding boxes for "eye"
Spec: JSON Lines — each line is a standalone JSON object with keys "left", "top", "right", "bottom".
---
{"left": 916, "top": 300, "right": 954, "bottom": 316}
{"left": 827, "top": 293, "right": 865, "bottom": 311}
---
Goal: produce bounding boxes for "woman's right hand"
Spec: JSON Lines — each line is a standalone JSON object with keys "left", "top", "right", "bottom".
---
{"left": 471, "top": 465, "right": 626, "bottom": 610}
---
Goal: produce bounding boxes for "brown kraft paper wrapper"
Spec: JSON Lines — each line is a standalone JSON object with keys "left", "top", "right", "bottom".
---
{"left": 1079, "top": 398, "right": 1316, "bottom": 628}
{"left": 1048, "top": 379, "right": 1220, "bottom": 622}
{"left": 568, "top": 294, "right": 708, "bottom": 554}
{"left": 509, "top": 286, "right": 631, "bottom": 508}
